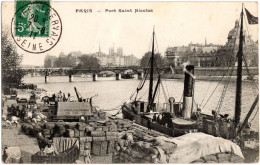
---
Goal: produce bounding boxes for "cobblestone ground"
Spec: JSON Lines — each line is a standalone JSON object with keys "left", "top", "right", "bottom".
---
{"left": 2, "top": 124, "right": 40, "bottom": 163}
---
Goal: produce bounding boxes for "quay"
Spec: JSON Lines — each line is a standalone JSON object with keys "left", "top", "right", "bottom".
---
{"left": 2, "top": 90, "right": 246, "bottom": 164}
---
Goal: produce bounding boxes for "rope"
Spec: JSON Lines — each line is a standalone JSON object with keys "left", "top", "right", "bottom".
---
{"left": 200, "top": 80, "right": 214, "bottom": 107}
{"left": 111, "top": 109, "right": 122, "bottom": 116}
{"left": 157, "top": 84, "right": 161, "bottom": 110}
{"left": 137, "top": 89, "right": 149, "bottom": 101}
{"left": 161, "top": 82, "right": 169, "bottom": 103}
{"left": 201, "top": 58, "right": 237, "bottom": 110}
{"left": 201, "top": 14, "right": 242, "bottom": 110}
{"left": 216, "top": 64, "right": 235, "bottom": 113}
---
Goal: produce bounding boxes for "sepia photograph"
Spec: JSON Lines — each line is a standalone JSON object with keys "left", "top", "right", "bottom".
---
{"left": 1, "top": 1, "right": 259, "bottom": 164}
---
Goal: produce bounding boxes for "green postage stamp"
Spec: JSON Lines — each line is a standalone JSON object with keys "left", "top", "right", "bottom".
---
{"left": 11, "top": 0, "right": 62, "bottom": 53}
{"left": 15, "top": 0, "right": 50, "bottom": 37}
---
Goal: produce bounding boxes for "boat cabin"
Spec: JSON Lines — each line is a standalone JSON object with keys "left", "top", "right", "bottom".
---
{"left": 131, "top": 101, "right": 156, "bottom": 114}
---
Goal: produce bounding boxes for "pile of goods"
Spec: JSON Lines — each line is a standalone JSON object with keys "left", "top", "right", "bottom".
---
{"left": 89, "top": 111, "right": 106, "bottom": 121}
{"left": 113, "top": 132, "right": 245, "bottom": 163}
{"left": 20, "top": 118, "right": 136, "bottom": 158}
{"left": 113, "top": 132, "right": 162, "bottom": 163}
{"left": 191, "top": 153, "right": 245, "bottom": 163}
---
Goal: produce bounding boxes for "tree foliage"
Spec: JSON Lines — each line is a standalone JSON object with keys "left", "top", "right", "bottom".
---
{"left": 140, "top": 52, "right": 164, "bottom": 68}
{"left": 2, "top": 29, "right": 26, "bottom": 87}
{"left": 54, "top": 56, "right": 71, "bottom": 67}
{"left": 75, "top": 55, "right": 101, "bottom": 70}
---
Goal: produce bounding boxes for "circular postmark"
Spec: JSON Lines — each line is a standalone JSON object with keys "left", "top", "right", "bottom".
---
{"left": 11, "top": 1, "right": 62, "bottom": 54}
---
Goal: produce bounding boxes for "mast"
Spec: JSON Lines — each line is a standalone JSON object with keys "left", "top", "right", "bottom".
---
{"left": 234, "top": 4, "right": 244, "bottom": 133}
{"left": 147, "top": 28, "right": 155, "bottom": 112}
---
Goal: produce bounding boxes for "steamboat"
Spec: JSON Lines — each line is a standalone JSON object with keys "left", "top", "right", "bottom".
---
{"left": 122, "top": 5, "right": 259, "bottom": 162}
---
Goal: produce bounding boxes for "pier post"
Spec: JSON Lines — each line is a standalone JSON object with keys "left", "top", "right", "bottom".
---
{"left": 31, "top": 69, "right": 35, "bottom": 77}
{"left": 116, "top": 73, "right": 121, "bottom": 80}
{"left": 93, "top": 73, "right": 96, "bottom": 81}
{"left": 138, "top": 72, "right": 143, "bottom": 80}
{"left": 182, "top": 65, "right": 194, "bottom": 119}
{"left": 69, "top": 74, "right": 73, "bottom": 82}
{"left": 198, "top": 58, "right": 201, "bottom": 67}
{"left": 45, "top": 75, "right": 48, "bottom": 83}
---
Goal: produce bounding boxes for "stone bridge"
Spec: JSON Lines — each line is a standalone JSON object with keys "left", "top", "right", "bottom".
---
{"left": 21, "top": 66, "right": 171, "bottom": 83}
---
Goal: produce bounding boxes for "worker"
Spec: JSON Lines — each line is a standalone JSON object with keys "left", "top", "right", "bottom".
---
{"left": 27, "top": 110, "right": 33, "bottom": 120}
{"left": 67, "top": 95, "right": 72, "bottom": 102}
{"left": 147, "top": 118, "right": 152, "bottom": 131}
{"left": 152, "top": 114, "right": 157, "bottom": 122}
{"left": 37, "top": 132, "right": 47, "bottom": 151}
{"left": 52, "top": 93, "right": 56, "bottom": 102}
{"left": 80, "top": 115, "right": 85, "bottom": 123}
{"left": 44, "top": 141, "right": 54, "bottom": 156}
{"left": 15, "top": 106, "right": 20, "bottom": 117}
{"left": 2, "top": 145, "right": 8, "bottom": 163}
{"left": 57, "top": 91, "right": 61, "bottom": 102}
{"left": 83, "top": 145, "right": 91, "bottom": 164}
{"left": 10, "top": 104, "right": 16, "bottom": 116}
{"left": 20, "top": 107, "right": 26, "bottom": 121}
{"left": 62, "top": 93, "right": 66, "bottom": 102}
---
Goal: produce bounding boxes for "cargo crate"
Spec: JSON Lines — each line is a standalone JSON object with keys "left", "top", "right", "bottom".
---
{"left": 31, "top": 145, "right": 79, "bottom": 164}
{"left": 92, "top": 141, "right": 102, "bottom": 155}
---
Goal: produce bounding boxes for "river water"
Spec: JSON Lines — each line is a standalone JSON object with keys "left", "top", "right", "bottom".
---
{"left": 23, "top": 76, "right": 259, "bottom": 131}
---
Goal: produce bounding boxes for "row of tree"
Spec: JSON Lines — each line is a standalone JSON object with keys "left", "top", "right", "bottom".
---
{"left": 2, "top": 30, "right": 26, "bottom": 88}
{"left": 45, "top": 51, "right": 165, "bottom": 70}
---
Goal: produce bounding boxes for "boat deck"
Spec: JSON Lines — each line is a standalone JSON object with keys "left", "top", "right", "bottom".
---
{"left": 172, "top": 118, "right": 196, "bottom": 125}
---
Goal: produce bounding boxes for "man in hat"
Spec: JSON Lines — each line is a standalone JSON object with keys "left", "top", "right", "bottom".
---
{"left": 37, "top": 132, "right": 47, "bottom": 151}
{"left": 83, "top": 145, "right": 91, "bottom": 164}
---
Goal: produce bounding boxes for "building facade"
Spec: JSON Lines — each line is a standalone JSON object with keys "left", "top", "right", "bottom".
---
{"left": 166, "top": 19, "right": 258, "bottom": 67}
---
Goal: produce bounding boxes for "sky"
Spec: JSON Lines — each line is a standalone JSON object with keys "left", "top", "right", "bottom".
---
{"left": 2, "top": 1, "right": 258, "bottom": 66}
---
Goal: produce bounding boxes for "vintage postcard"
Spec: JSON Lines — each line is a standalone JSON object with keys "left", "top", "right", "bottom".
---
{"left": 1, "top": 1, "right": 259, "bottom": 164}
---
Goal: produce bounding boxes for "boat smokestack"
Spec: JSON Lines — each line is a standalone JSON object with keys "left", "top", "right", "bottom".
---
{"left": 182, "top": 65, "right": 194, "bottom": 119}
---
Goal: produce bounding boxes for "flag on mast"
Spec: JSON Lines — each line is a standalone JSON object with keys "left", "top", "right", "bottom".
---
{"left": 245, "top": 8, "right": 258, "bottom": 24}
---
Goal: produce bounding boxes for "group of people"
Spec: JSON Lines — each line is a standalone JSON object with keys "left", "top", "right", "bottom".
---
{"left": 55, "top": 91, "right": 71, "bottom": 102}
{"left": 152, "top": 113, "right": 173, "bottom": 127}
{"left": 43, "top": 91, "right": 72, "bottom": 104}
{"left": 7, "top": 104, "right": 27, "bottom": 121}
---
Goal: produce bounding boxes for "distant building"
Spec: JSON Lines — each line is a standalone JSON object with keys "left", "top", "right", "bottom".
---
{"left": 166, "top": 19, "right": 258, "bottom": 67}
{"left": 109, "top": 47, "right": 114, "bottom": 56}
{"left": 91, "top": 45, "right": 139, "bottom": 67}
{"left": 216, "top": 20, "right": 258, "bottom": 67}
{"left": 117, "top": 47, "right": 123, "bottom": 56}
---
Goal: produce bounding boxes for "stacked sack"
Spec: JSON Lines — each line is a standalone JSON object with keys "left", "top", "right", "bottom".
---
{"left": 114, "top": 119, "right": 133, "bottom": 132}
{"left": 89, "top": 111, "right": 106, "bottom": 121}
{"left": 113, "top": 138, "right": 159, "bottom": 163}
{"left": 191, "top": 153, "right": 244, "bottom": 163}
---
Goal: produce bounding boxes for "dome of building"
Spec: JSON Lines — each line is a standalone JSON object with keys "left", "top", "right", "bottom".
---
{"left": 227, "top": 19, "right": 239, "bottom": 40}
